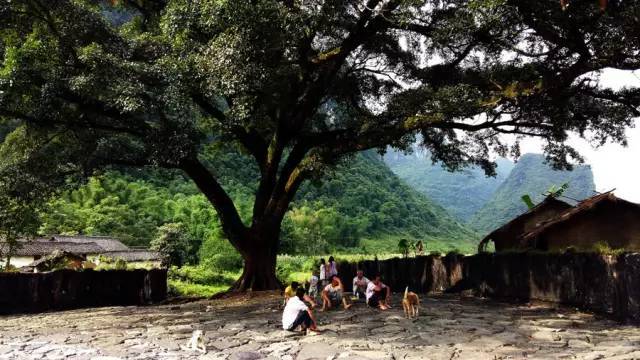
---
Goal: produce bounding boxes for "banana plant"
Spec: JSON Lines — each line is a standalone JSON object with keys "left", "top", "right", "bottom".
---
{"left": 521, "top": 183, "right": 570, "bottom": 209}
{"left": 546, "top": 183, "right": 570, "bottom": 198}
{"left": 521, "top": 195, "right": 536, "bottom": 210}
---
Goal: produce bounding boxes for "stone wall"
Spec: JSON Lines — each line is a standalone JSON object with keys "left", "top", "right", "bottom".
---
{"left": 338, "top": 252, "right": 640, "bottom": 322}
{"left": 0, "top": 269, "right": 167, "bottom": 314}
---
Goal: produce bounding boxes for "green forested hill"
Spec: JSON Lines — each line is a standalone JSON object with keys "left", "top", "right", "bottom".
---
{"left": 383, "top": 150, "right": 596, "bottom": 237}
{"left": 384, "top": 149, "right": 514, "bottom": 221}
{"left": 469, "top": 153, "right": 596, "bottom": 234}
{"left": 39, "top": 149, "right": 478, "bottom": 258}
{"left": 292, "top": 151, "right": 478, "bottom": 253}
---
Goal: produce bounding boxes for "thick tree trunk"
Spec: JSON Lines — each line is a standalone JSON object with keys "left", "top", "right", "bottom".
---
{"left": 181, "top": 157, "right": 298, "bottom": 292}
{"left": 181, "top": 158, "right": 283, "bottom": 291}
{"left": 230, "top": 228, "right": 282, "bottom": 291}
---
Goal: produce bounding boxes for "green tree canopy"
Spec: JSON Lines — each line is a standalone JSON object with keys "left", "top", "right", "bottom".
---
{"left": 0, "top": 194, "right": 40, "bottom": 268}
{"left": 151, "top": 223, "right": 194, "bottom": 267}
{"left": 1, "top": 0, "right": 639, "bottom": 289}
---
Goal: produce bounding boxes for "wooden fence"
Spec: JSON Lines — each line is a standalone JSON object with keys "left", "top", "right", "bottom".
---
{"left": 338, "top": 252, "right": 640, "bottom": 322}
{"left": 0, "top": 269, "right": 167, "bottom": 314}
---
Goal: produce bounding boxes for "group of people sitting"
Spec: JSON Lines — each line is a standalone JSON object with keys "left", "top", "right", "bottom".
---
{"left": 282, "top": 265, "right": 393, "bottom": 333}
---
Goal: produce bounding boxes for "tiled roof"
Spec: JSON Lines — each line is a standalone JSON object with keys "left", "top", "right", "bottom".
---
{"left": 98, "top": 250, "right": 162, "bottom": 262}
{"left": 48, "top": 235, "right": 129, "bottom": 251}
{"left": 5, "top": 241, "right": 104, "bottom": 257}
{"left": 2, "top": 235, "right": 140, "bottom": 259}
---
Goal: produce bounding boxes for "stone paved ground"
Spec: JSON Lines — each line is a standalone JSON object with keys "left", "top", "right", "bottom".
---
{"left": 1, "top": 293, "right": 640, "bottom": 360}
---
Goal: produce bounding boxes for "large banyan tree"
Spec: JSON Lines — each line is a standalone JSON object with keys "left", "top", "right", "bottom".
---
{"left": 1, "top": 0, "right": 639, "bottom": 290}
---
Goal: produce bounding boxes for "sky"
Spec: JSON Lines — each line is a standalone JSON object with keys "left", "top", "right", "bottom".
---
{"left": 518, "top": 69, "right": 640, "bottom": 202}
{"left": 386, "top": 39, "right": 640, "bottom": 201}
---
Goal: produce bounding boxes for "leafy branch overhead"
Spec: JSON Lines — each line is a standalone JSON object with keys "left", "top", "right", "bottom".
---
{"left": 1, "top": 0, "right": 639, "bottom": 289}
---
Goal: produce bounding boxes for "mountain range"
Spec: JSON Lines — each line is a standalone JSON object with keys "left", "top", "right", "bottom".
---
{"left": 468, "top": 153, "right": 596, "bottom": 233}
{"left": 384, "top": 149, "right": 514, "bottom": 221}
{"left": 384, "top": 150, "right": 596, "bottom": 234}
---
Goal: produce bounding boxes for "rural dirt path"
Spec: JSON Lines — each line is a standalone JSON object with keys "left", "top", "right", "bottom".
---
{"left": 0, "top": 293, "right": 639, "bottom": 359}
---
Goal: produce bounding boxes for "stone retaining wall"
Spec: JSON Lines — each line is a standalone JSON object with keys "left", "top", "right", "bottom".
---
{"left": 0, "top": 269, "right": 167, "bottom": 314}
{"left": 338, "top": 252, "right": 640, "bottom": 322}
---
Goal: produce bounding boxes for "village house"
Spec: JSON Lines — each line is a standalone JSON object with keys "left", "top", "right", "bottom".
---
{"left": 0, "top": 240, "right": 104, "bottom": 268}
{"left": 479, "top": 192, "right": 640, "bottom": 253}
{"left": 19, "top": 251, "right": 89, "bottom": 273}
{"left": 520, "top": 192, "right": 640, "bottom": 251}
{"left": 0, "top": 235, "right": 162, "bottom": 269}
{"left": 478, "top": 196, "right": 573, "bottom": 252}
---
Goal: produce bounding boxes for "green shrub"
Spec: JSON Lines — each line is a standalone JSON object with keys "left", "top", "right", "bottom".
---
{"left": 589, "top": 242, "right": 625, "bottom": 255}
{"left": 168, "top": 265, "right": 237, "bottom": 286}
{"left": 398, "top": 238, "right": 410, "bottom": 258}
{"left": 276, "top": 255, "right": 309, "bottom": 283}
{"left": 592, "top": 242, "right": 611, "bottom": 254}
{"left": 201, "top": 253, "right": 243, "bottom": 272}
{"left": 95, "top": 257, "right": 129, "bottom": 270}
{"left": 168, "top": 279, "right": 228, "bottom": 297}
{"left": 151, "top": 223, "right": 194, "bottom": 267}
{"left": 0, "top": 264, "right": 17, "bottom": 272}
{"left": 198, "top": 230, "right": 244, "bottom": 272}
{"left": 167, "top": 264, "right": 240, "bottom": 298}
{"left": 114, "top": 258, "right": 128, "bottom": 270}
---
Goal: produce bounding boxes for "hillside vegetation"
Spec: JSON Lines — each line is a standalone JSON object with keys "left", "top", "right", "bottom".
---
{"left": 384, "top": 149, "right": 514, "bottom": 221}
{"left": 384, "top": 150, "right": 596, "bottom": 236}
{"left": 469, "top": 153, "right": 596, "bottom": 233}
{"left": 39, "top": 149, "right": 479, "bottom": 261}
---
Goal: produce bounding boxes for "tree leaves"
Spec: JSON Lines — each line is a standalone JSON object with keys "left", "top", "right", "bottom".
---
{"left": 0, "top": 1, "right": 638, "bottom": 267}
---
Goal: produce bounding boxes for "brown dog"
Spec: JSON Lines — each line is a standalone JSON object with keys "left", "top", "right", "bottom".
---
{"left": 402, "top": 287, "right": 420, "bottom": 319}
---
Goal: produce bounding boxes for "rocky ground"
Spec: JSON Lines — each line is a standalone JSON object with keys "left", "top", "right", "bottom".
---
{"left": 0, "top": 293, "right": 639, "bottom": 360}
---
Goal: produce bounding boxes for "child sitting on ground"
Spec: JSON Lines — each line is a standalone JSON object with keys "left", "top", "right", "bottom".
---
{"left": 284, "top": 281, "right": 300, "bottom": 306}
{"left": 284, "top": 281, "right": 317, "bottom": 308}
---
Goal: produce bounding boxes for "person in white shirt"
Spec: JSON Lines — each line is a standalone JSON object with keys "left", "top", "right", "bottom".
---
{"left": 352, "top": 270, "right": 370, "bottom": 300}
{"left": 321, "top": 276, "right": 352, "bottom": 311}
{"left": 282, "top": 288, "right": 319, "bottom": 333}
{"left": 366, "top": 275, "right": 391, "bottom": 310}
